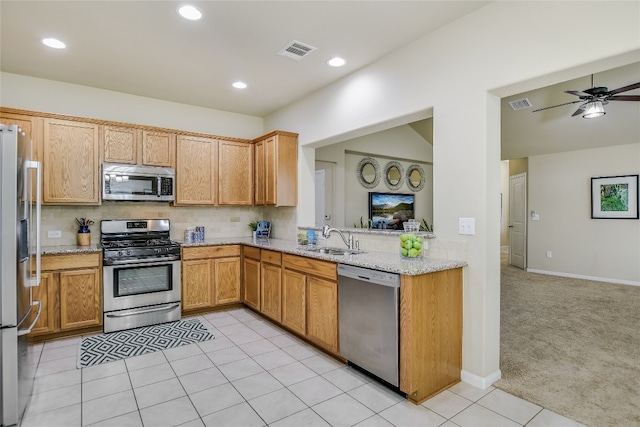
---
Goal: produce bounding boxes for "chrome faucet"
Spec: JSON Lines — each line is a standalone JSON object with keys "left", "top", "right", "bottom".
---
{"left": 322, "top": 225, "right": 354, "bottom": 249}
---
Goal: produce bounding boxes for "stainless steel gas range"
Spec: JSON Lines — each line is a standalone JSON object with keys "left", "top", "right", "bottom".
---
{"left": 100, "top": 219, "right": 181, "bottom": 333}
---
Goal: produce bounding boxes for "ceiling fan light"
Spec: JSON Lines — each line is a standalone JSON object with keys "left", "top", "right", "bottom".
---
{"left": 582, "top": 101, "right": 606, "bottom": 119}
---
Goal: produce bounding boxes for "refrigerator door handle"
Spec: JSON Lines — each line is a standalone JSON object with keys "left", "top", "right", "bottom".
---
{"left": 25, "top": 160, "right": 42, "bottom": 287}
{"left": 17, "top": 300, "right": 42, "bottom": 336}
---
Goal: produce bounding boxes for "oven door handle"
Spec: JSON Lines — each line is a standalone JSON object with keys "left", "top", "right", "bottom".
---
{"left": 105, "top": 303, "right": 181, "bottom": 318}
{"left": 103, "top": 256, "right": 180, "bottom": 267}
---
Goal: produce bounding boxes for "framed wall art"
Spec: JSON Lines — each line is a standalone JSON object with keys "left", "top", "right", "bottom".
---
{"left": 591, "top": 174, "right": 639, "bottom": 219}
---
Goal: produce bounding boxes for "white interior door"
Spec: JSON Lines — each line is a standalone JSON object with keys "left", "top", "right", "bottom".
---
{"left": 314, "top": 170, "right": 325, "bottom": 228}
{"left": 509, "top": 172, "right": 527, "bottom": 269}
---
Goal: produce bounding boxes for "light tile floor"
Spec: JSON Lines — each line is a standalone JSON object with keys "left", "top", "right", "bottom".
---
{"left": 22, "top": 307, "right": 585, "bottom": 427}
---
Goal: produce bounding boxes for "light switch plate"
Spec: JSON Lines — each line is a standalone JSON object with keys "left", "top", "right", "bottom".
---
{"left": 458, "top": 218, "right": 475, "bottom": 235}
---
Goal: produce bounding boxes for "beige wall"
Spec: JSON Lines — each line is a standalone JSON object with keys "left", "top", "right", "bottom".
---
{"left": 528, "top": 143, "right": 640, "bottom": 285}
{"left": 1, "top": 73, "right": 264, "bottom": 139}
{"left": 315, "top": 124, "right": 433, "bottom": 228}
{"left": 509, "top": 158, "right": 528, "bottom": 177}
{"left": 265, "top": 1, "right": 640, "bottom": 386}
{"left": 500, "top": 161, "right": 510, "bottom": 247}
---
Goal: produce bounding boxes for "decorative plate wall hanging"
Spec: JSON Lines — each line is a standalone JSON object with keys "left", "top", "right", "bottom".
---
{"left": 357, "top": 157, "right": 381, "bottom": 188}
{"left": 406, "top": 164, "right": 426, "bottom": 191}
{"left": 384, "top": 161, "right": 404, "bottom": 190}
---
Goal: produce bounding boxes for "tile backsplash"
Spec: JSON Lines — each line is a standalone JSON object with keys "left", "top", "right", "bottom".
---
{"left": 41, "top": 203, "right": 297, "bottom": 246}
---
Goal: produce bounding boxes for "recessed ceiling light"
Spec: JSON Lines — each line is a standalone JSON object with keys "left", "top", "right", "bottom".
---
{"left": 178, "top": 5, "right": 202, "bottom": 20}
{"left": 232, "top": 82, "right": 247, "bottom": 89}
{"left": 327, "top": 57, "right": 346, "bottom": 67}
{"left": 42, "top": 38, "right": 66, "bottom": 49}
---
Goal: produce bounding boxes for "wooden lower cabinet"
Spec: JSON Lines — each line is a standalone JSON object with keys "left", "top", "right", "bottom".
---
{"left": 29, "top": 253, "right": 102, "bottom": 338}
{"left": 182, "top": 259, "right": 213, "bottom": 311}
{"left": 306, "top": 276, "right": 338, "bottom": 354}
{"left": 260, "top": 261, "right": 282, "bottom": 322}
{"left": 214, "top": 257, "right": 241, "bottom": 305}
{"left": 59, "top": 268, "right": 102, "bottom": 330}
{"left": 281, "top": 269, "right": 306, "bottom": 335}
{"left": 399, "top": 268, "right": 463, "bottom": 404}
{"left": 181, "top": 245, "right": 241, "bottom": 312}
{"left": 30, "top": 272, "right": 56, "bottom": 335}
{"left": 243, "top": 247, "right": 261, "bottom": 310}
{"left": 282, "top": 254, "right": 339, "bottom": 355}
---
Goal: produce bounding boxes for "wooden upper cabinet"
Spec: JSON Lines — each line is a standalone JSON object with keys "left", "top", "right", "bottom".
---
{"left": 43, "top": 118, "right": 100, "bottom": 205}
{"left": 175, "top": 135, "right": 217, "bottom": 205}
{"left": 254, "top": 140, "right": 266, "bottom": 205}
{"left": 142, "top": 130, "right": 175, "bottom": 167}
{"left": 218, "top": 140, "right": 253, "bottom": 205}
{"left": 103, "top": 125, "right": 139, "bottom": 164}
{"left": 0, "top": 112, "right": 43, "bottom": 202}
{"left": 254, "top": 131, "right": 298, "bottom": 206}
{"left": 103, "top": 126, "right": 174, "bottom": 167}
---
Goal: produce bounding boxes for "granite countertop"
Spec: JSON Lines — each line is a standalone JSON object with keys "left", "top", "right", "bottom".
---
{"left": 40, "top": 238, "right": 466, "bottom": 276}
{"left": 181, "top": 237, "right": 466, "bottom": 276}
{"left": 40, "top": 244, "right": 102, "bottom": 255}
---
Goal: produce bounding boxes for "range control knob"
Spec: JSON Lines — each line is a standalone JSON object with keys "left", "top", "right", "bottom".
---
{"left": 126, "top": 250, "right": 132, "bottom": 256}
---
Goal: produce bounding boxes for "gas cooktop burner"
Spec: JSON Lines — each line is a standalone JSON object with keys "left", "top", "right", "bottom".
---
{"left": 101, "top": 239, "right": 179, "bottom": 249}
{"left": 100, "top": 218, "right": 181, "bottom": 265}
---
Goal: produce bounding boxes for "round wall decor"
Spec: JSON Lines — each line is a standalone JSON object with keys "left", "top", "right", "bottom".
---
{"left": 384, "top": 161, "right": 404, "bottom": 190}
{"left": 406, "top": 164, "right": 426, "bottom": 191}
{"left": 356, "top": 157, "right": 381, "bottom": 188}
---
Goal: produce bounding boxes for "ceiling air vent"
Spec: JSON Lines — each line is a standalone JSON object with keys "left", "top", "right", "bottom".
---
{"left": 509, "top": 98, "right": 533, "bottom": 110}
{"left": 277, "top": 40, "right": 317, "bottom": 61}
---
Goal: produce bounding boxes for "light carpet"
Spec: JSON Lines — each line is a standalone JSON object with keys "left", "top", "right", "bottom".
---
{"left": 497, "top": 255, "right": 640, "bottom": 427}
{"left": 78, "top": 318, "right": 214, "bottom": 368}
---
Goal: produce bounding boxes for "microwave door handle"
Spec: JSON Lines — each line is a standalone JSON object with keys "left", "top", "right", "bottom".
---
{"left": 157, "top": 176, "right": 161, "bottom": 197}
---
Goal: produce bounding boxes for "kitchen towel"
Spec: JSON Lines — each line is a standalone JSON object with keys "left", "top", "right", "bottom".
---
{"left": 77, "top": 318, "right": 214, "bottom": 368}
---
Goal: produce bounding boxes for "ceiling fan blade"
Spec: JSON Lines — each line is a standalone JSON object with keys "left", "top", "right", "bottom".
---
{"left": 607, "top": 82, "right": 640, "bottom": 95}
{"left": 565, "top": 90, "right": 592, "bottom": 97}
{"left": 532, "top": 99, "right": 582, "bottom": 113}
{"left": 607, "top": 95, "right": 640, "bottom": 101}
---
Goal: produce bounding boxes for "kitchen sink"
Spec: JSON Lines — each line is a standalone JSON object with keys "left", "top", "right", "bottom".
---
{"left": 302, "top": 246, "right": 366, "bottom": 256}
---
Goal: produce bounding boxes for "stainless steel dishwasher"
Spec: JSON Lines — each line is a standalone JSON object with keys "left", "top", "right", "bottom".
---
{"left": 338, "top": 264, "right": 401, "bottom": 388}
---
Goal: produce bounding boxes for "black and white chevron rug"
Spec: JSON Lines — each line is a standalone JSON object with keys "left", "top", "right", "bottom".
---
{"left": 78, "top": 318, "right": 214, "bottom": 368}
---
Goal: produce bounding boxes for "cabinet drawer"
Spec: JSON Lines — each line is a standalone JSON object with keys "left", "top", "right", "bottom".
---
{"left": 41, "top": 253, "right": 101, "bottom": 271}
{"left": 182, "top": 245, "right": 241, "bottom": 260}
{"left": 283, "top": 254, "right": 337, "bottom": 281}
{"left": 243, "top": 245, "right": 261, "bottom": 260}
{"left": 261, "top": 249, "right": 282, "bottom": 266}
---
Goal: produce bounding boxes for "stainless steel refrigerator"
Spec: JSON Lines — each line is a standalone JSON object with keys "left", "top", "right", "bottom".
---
{"left": 0, "top": 124, "right": 42, "bottom": 426}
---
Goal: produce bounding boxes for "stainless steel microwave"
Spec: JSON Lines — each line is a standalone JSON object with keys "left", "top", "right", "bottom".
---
{"left": 102, "top": 163, "right": 175, "bottom": 202}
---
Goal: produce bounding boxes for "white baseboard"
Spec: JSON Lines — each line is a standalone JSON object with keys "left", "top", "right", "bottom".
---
{"left": 526, "top": 268, "right": 640, "bottom": 287}
{"left": 460, "top": 369, "right": 501, "bottom": 390}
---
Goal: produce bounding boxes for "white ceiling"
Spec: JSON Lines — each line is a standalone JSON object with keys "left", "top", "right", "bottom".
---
{"left": 0, "top": 1, "right": 489, "bottom": 117}
{"left": 501, "top": 62, "right": 640, "bottom": 160}
{"left": 2, "top": 1, "right": 638, "bottom": 160}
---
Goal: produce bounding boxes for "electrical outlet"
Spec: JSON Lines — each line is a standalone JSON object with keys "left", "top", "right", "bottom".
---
{"left": 546, "top": 251, "right": 552, "bottom": 258}
{"left": 458, "top": 218, "right": 475, "bottom": 235}
{"left": 48, "top": 230, "right": 62, "bottom": 238}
